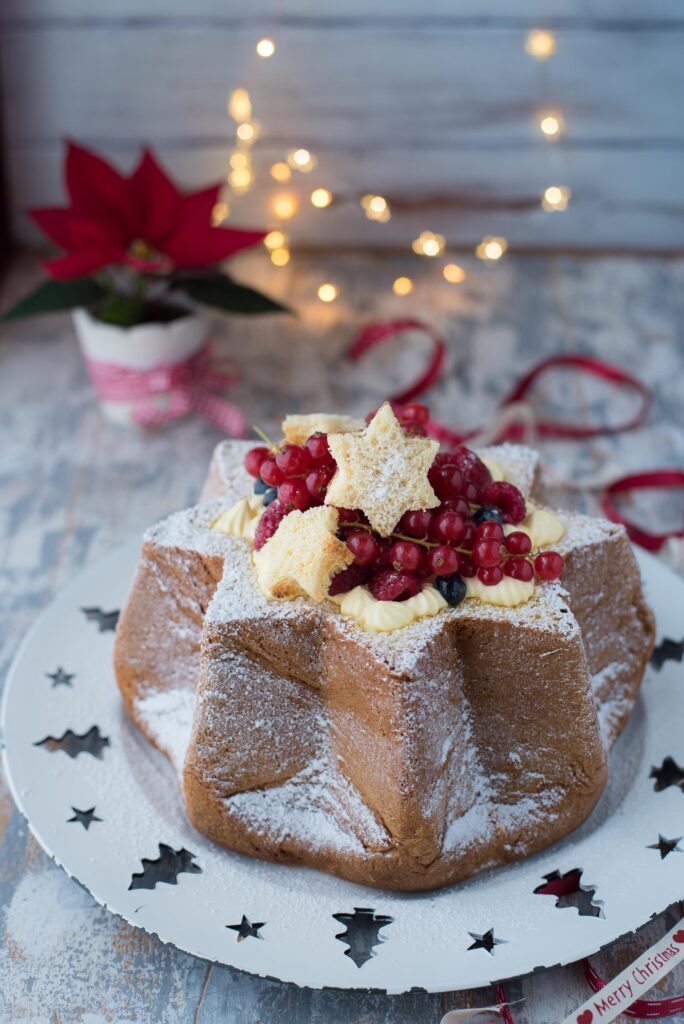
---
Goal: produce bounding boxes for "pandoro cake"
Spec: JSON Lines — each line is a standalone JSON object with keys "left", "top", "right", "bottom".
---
{"left": 114, "top": 403, "right": 654, "bottom": 891}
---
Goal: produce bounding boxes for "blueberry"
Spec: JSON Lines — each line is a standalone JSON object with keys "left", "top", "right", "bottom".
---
{"left": 435, "top": 573, "right": 467, "bottom": 607}
{"left": 474, "top": 506, "right": 504, "bottom": 526}
{"left": 262, "top": 486, "right": 278, "bottom": 506}
{"left": 254, "top": 478, "right": 268, "bottom": 495}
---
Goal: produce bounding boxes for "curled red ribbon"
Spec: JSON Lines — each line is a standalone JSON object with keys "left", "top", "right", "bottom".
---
{"left": 84, "top": 341, "right": 246, "bottom": 436}
{"left": 601, "top": 471, "right": 684, "bottom": 552}
{"left": 583, "top": 956, "right": 684, "bottom": 1018}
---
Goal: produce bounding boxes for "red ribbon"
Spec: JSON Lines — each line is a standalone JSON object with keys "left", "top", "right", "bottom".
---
{"left": 583, "top": 956, "right": 684, "bottom": 1018}
{"left": 349, "top": 321, "right": 652, "bottom": 446}
{"left": 601, "top": 471, "right": 684, "bottom": 552}
{"left": 83, "top": 342, "right": 246, "bottom": 436}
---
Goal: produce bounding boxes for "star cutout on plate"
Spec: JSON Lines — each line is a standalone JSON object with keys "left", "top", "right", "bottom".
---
{"left": 467, "top": 928, "right": 505, "bottom": 954}
{"left": 253, "top": 505, "right": 353, "bottom": 602}
{"left": 227, "top": 915, "right": 265, "bottom": 942}
{"left": 81, "top": 606, "right": 120, "bottom": 632}
{"left": 67, "top": 806, "right": 102, "bottom": 830}
{"left": 46, "top": 667, "right": 75, "bottom": 688}
{"left": 325, "top": 402, "right": 439, "bottom": 536}
{"left": 647, "top": 834, "right": 682, "bottom": 859}
{"left": 650, "top": 756, "right": 684, "bottom": 792}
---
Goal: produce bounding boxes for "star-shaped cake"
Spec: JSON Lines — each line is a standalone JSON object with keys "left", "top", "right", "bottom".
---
{"left": 254, "top": 505, "right": 353, "bottom": 602}
{"left": 325, "top": 403, "right": 439, "bottom": 536}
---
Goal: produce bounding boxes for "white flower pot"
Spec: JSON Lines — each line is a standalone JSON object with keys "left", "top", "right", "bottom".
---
{"left": 73, "top": 307, "right": 208, "bottom": 427}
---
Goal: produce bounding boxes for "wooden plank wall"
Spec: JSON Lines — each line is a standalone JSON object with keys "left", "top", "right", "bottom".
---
{"left": 2, "top": 1, "right": 684, "bottom": 251}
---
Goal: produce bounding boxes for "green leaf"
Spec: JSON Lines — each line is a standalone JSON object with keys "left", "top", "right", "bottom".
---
{"left": 0, "top": 277, "right": 107, "bottom": 322}
{"left": 173, "top": 273, "right": 290, "bottom": 316}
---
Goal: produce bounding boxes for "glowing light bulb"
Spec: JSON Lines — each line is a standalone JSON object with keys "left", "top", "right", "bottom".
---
{"left": 310, "top": 188, "right": 333, "bottom": 208}
{"left": 211, "top": 201, "right": 230, "bottom": 226}
{"left": 318, "top": 283, "right": 338, "bottom": 303}
{"left": 228, "top": 167, "right": 253, "bottom": 193}
{"left": 475, "top": 236, "right": 508, "bottom": 262}
{"left": 542, "top": 185, "right": 571, "bottom": 212}
{"left": 271, "top": 247, "right": 290, "bottom": 267}
{"left": 361, "top": 194, "right": 391, "bottom": 222}
{"left": 539, "top": 112, "right": 564, "bottom": 140}
{"left": 236, "top": 121, "right": 260, "bottom": 143}
{"left": 443, "top": 263, "right": 465, "bottom": 284}
{"left": 525, "top": 29, "right": 556, "bottom": 60}
{"left": 392, "top": 276, "right": 414, "bottom": 296}
{"left": 270, "top": 162, "right": 292, "bottom": 183}
{"left": 264, "top": 230, "right": 287, "bottom": 251}
{"left": 273, "top": 194, "right": 298, "bottom": 220}
{"left": 256, "top": 37, "right": 275, "bottom": 58}
{"left": 228, "top": 88, "right": 252, "bottom": 122}
{"left": 230, "top": 151, "right": 249, "bottom": 170}
{"left": 411, "top": 231, "right": 445, "bottom": 257}
{"left": 287, "top": 148, "right": 316, "bottom": 173}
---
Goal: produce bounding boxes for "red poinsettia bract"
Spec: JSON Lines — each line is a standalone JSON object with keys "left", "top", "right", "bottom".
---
{"left": 30, "top": 143, "right": 265, "bottom": 280}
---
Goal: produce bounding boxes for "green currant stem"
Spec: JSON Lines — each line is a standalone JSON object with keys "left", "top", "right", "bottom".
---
{"left": 252, "top": 424, "right": 278, "bottom": 452}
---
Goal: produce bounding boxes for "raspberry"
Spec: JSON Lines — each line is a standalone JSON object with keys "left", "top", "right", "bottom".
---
{"left": 368, "top": 569, "right": 421, "bottom": 602}
{"left": 504, "top": 557, "right": 534, "bottom": 582}
{"left": 479, "top": 481, "right": 526, "bottom": 525}
{"left": 254, "top": 500, "right": 289, "bottom": 550}
{"left": 505, "top": 530, "right": 532, "bottom": 555}
{"left": 245, "top": 446, "right": 270, "bottom": 478}
{"left": 347, "top": 529, "right": 380, "bottom": 566}
{"left": 328, "top": 563, "right": 372, "bottom": 596}
{"left": 278, "top": 479, "right": 310, "bottom": 512}
{"left": 478, "top": 565, "right": 504, "bottom": 586}
{"left": 535, "top": 551, "right": 564, "bottom": 581}
{"left": 451, "top": 447, "right": 492, "bottom": 493}
{"left": 430, "top": 465, "right": 464, "bottom": 500}
{"left": 390, "top": 540, "right": 425, "bottom": 572}
{"left": 276, "top": 444, "right": 312, "bottom": 476}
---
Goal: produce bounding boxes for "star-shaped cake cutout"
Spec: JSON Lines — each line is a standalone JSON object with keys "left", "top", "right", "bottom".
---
{"left": 67, "top": 806, "right": 102, "bottom": 830}
{"left": 227, "top": 915, "right": 265, "bottom": 941}
{"left": 647, "top": 834, "right": 682, "bottom": 859}
{"left": 467, "top": 928, "right": 505, "bottom": 954}
{"left": 254, "top": 505, "right": 353, "bottom": 602}
{"left": 325, "top": 402, "right": 439, "bottom": 536}
{"left": 46, "top": 667, "right": 74, "bottom": 688}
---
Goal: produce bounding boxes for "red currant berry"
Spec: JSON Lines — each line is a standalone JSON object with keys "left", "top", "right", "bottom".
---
{"left": 373, "top": 539, "right": 393, "bottom": 568}
{"left": 401, "top": 402, "right": 429, "bottom": 425}
{"left": 504, "top": 557, "right": 534, "bottom": 582}
{"left": 278, "top": 479, "right": 310, "bottom": 512}
{"left": 534, "top": 551, "right": 564, "bottom": 581}
{"left": 346, "top": 529, "right": 380, "bottom": 566}
{"left": 427, "top": 545, "right": 460, "bottom": 576}
{"left": 461, "top": 518, "right": 477, "bottom": 549}
{"left": 245, "top": 446, "right": 270, "bottom": 478}
{"left": 305, "top": 432, "right": 330, "bottom": 464}
{"left": 458, "top": 554, "right": 477, "bottom": 577}
{"left": 442, "top": 496, "right": 470, "bottom": 518}
{"left": 476, "top": 521, "right": 504, "bottom": 543}
{"left": 260, "top": 459, "right": 285, "bottom": 487}
{"left": 505, "top": 530, "right": 532, "bottom": 555}
{"left": 276, "top": 444, "right": 311, "bottom": 477}
{"left": 463, "top": 482, "right": 479, "bottom": 503}
{"left": 335, "top": 507, "right": 358, "bottom": 525}
{"left": 390, "top": 540, "right": 425, "bottom": 573}
{"left": 399, "top": 509, "right": 434, "bottom": 539}
{"left": 473, "top": 538, "right": 503, "bottom": 568}
{"left": 305, "top": 466, "right": 334, "bottom": 499}
{"left": 432, "top": 511, "right": 466, "bottom": 545}
{"left": 478, "top": 565, "right": 504, "bottom": 586}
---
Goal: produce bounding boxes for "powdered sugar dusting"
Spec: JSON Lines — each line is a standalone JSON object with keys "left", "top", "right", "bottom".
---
{"left": 134, "top": 686, "right": 195, "bottom": 774}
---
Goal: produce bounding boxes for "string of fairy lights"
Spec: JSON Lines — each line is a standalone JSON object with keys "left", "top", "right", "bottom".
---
{"left": 213, "top": 28, "right": 571, "bottom": 302}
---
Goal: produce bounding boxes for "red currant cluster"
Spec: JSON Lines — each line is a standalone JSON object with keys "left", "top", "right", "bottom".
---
{"left": 244, "top": 404, "right": 564, "bottom": 605}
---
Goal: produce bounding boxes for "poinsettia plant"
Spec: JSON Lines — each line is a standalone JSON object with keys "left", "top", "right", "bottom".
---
{"left": 2, "top": 142, "right": 286, "bottom": 326}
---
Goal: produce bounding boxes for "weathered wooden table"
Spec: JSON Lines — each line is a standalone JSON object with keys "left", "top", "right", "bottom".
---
{"left": 2, "top": 252, "right": 684, "bottom": 1023}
